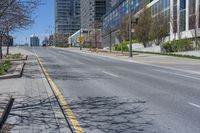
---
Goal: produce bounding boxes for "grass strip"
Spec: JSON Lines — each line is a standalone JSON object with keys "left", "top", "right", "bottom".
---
{"left": 132, "top": 51, "right": 200, "bottom": 60}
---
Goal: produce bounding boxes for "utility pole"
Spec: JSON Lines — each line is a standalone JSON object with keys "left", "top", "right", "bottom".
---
{"left": 79, "top": 28, "right": 82, "bottom": 50}
{"left": 128, "top": 0, "right": 132, "bottom": 58}
{"left": 109, "top": 24, "right": 112, "bottom": 53}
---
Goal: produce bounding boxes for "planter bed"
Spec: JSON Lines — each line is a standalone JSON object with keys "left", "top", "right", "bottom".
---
{"left": 0, "top": 61, "right": 25, "bottom": 80}
{"left": 2, "top": 54, "right": 28, "bottom": 61}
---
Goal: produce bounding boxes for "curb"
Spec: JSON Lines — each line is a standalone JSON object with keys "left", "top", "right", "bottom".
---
{"left": 35, "top": 52, "right": 83, "bottom": 133}
{"left": 0, "top": 96, "right": 14, "bottom": 130}
{"left": 0, "top": 62, "right": 26, "bottom": 80}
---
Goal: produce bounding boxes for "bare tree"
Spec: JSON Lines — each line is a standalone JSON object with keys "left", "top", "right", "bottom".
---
{"left": 54, "top": 33, "right": 68, "bottom": 47}
{"left": 188, "top": 1, "right": 199, "bottom": 49}
{"left": 0, "top": 0, "right": 40, "bottom": 58}
{"left": 92, "top": 21, "right": 102, "bottom": 50}
{"left": 135, "top": 7, "right": 152, "bottom": 47}
{"left": 149, "top": 14, "right": 168, "bottom": 46}
{"left": 115, "top": 15, "right": 129, "bottom": 53}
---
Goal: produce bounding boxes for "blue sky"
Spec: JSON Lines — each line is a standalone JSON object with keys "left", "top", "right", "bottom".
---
{"left": 12, "top": 0, "right": 54, "bottom": 45}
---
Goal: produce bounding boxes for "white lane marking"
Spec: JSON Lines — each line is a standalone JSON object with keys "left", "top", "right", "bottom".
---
{"left": 153, "top": 69, "right": 200, "bottom": 80}
{"left": 189, "top": 102, "right": 200, "bottom": 109}
{"left": 134, "top": 61, "right": 200, "bottom": 76}
{"left": 102, "top": 71, "right": 119, "bottom": 78}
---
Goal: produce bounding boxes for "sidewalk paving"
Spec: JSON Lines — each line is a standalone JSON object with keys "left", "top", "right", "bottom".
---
{"left": 0, "top": 94, "right": 13, "bottom": 129}
{"left": 54, "top": 47, "right": 200, "bottom": 72}
{"left": 0, "top": 47, "right": 71, "bottom": 133}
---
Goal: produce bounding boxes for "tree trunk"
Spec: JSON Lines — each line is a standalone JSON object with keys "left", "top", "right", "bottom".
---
{"left": 0, "top": 37, "right": 2, "bottom": 59}
{"left": 0, "top": 40, "right": 3, "bottom": 59}
{"left": 194, "top": 29, "right": 198, "bottom": 49}
{"left": 7, "top": 43, "right": 10, "bottom": 55}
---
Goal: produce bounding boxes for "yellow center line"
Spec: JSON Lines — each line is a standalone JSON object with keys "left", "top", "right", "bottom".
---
{"left": 36, "top": 54, "right": 84, "bottom": 133}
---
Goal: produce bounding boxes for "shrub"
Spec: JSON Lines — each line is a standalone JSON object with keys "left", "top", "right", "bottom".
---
{"left": 5, "top": 53, "right": 22, "bottom": 59}
{"left": 0, "top": 61, "right": 11, "bottom": 75}
{"left": 162, "top": 42, "right": 173, "bottom": 52}
{"left": 162, "top": 39, "right": 193, "bottom": 52}
{"left": 113, "top": 43, "right": 128, "bottom": 52}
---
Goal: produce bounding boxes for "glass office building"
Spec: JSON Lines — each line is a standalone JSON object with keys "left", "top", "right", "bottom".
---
{"left": 80, "top": 0, "right": 111, "bottom": 29}
{"left": 30, "top": 34, "right": 40, "bottom": 47}
{"left": 102, "top": 0, "right": 200, "bottom": 48}
{"left": 55, "top": 0, "right": 80, "bottom": 35}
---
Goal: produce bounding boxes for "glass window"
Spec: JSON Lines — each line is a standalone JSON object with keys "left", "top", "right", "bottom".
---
{"left": 180, "top": 0, "right": 186, "bottom": 10}
{"left": 180, "top": 10, "right": 186, "bottom": 31}
{"left": 189, "top": 0, "right": 196, "bottom": 30}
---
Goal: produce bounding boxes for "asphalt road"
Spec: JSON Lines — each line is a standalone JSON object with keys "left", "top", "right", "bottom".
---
{"left": 26, "top": 47, "right": 200, "bottom": 133}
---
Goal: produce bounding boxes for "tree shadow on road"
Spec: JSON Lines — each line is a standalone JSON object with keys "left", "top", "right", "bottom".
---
{"left": 49, "top": 71, "right": 110, "bottom": 81}
{"left": 67, "top": 96, "right": 155, "bottom": 133}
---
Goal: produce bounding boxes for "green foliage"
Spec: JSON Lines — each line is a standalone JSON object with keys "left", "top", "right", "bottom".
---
{"left": 163, "top": 39, "right": 193, "bottom": 52}
{"left": 5, "top": 53, "right": 22, "bottom": 59}
{"left": 123, "top": 40, "right": 139, "bottom": 45}
{"left": 132, "top": 50, "right": 200, "bottom": 60}
{"left": 113, "top": 43, "right": 128, "bottom": 52}
{"left": 0, "top": 61, "right": 11, "bottom": 75}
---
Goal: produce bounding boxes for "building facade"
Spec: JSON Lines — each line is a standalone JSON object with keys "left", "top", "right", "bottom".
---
{"left": 102, "top": 0, "right": 200, "bottom": 48}
{"left": 80, "top": 0, "right": 111, "bottom": 29}
{"left": 30, "top": 34, "right": 40, "bottom": 47}
{"left": 55, "top": 0, "right": 80, "bottom": 35}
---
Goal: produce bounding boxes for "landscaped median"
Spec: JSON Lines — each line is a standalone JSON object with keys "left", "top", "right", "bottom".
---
{"left": 2, "top": 53, "right": 28, "bottom": 61}
{"left": 0, "top": 53, "right": 27, "bottom": 80}
{"left": 0, "top": 61, "right": 25, "bottom": 80}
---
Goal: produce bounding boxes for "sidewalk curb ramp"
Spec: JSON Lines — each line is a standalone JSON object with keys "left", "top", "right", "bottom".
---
{"left": 0, "top": 62, "right": 26, "bottom": 80}
{"left": 0, "top": 95, "right": 14, "bottom": 130}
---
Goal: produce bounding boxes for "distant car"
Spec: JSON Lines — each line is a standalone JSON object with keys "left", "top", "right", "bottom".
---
{"left": 42, "top": 43, "right": 47, "bottom": 47}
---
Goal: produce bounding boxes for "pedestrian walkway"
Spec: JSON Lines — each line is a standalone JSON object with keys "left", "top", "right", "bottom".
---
{"left": 0, "top": 47, "right": 71, "bottom": 133}
{"left": 0, "top": 94, "right": 12, "bottom": 129}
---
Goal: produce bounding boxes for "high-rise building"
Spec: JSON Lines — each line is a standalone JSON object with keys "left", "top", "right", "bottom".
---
{"left": 30, "top": 34, "right": 40, "bottom": 47}
{"left": 55, "top": 0, "right": 80, "bottom": 35}
{"left": 80, "top": 0, "right": 111, "bottom": 29}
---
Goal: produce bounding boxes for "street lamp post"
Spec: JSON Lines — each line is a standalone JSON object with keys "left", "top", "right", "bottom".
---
{"left": 109, "top": 24, "right": 112, "bottom": 53}
{"left": 128, "top": 0, "right": 132, "bottom": 58}
{"left": 80, "top": 28, "right": 82, "bottom": 50}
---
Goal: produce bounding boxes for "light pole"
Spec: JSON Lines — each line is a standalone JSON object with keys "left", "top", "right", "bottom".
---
{"left": 128, "top": 0, "right": 132, "bottom": 58}
{"left": 109, "top": 24, "right": 112, "bottom": 53}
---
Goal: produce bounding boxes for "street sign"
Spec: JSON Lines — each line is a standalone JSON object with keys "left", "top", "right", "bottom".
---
{"left": 78, "top": 37, "right": 84, "bottom": 44}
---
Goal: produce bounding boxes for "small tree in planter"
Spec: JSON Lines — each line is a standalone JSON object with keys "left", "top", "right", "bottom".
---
{"left": 135, "top": 7, "right": 152, "bottom": 48}
{"left": 115, "top": 16, "right": 129, "bottom": 54}
{"left": 149, "top": 14, "right": 168, "bottom": 47}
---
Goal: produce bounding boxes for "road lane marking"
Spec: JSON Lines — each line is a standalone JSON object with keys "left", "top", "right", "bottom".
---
{"left": 189, "top": 102, "right": 200, "bottom": 109}
{"left": 34, "top": 52, "right": 84, "bottom": 133}
{"left": 102, "top": 71, "right": 119, "bottom": 78}
{"left": 153, "top": 69, "right": 200, "bottom": 80}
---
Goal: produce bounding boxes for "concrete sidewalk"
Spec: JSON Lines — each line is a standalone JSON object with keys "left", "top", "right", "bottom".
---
{"left": 0, "top": 47, "right": 71, "bottom": 133}
{"left": 54, "top": 47, "right": 200, "bottom": 72}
